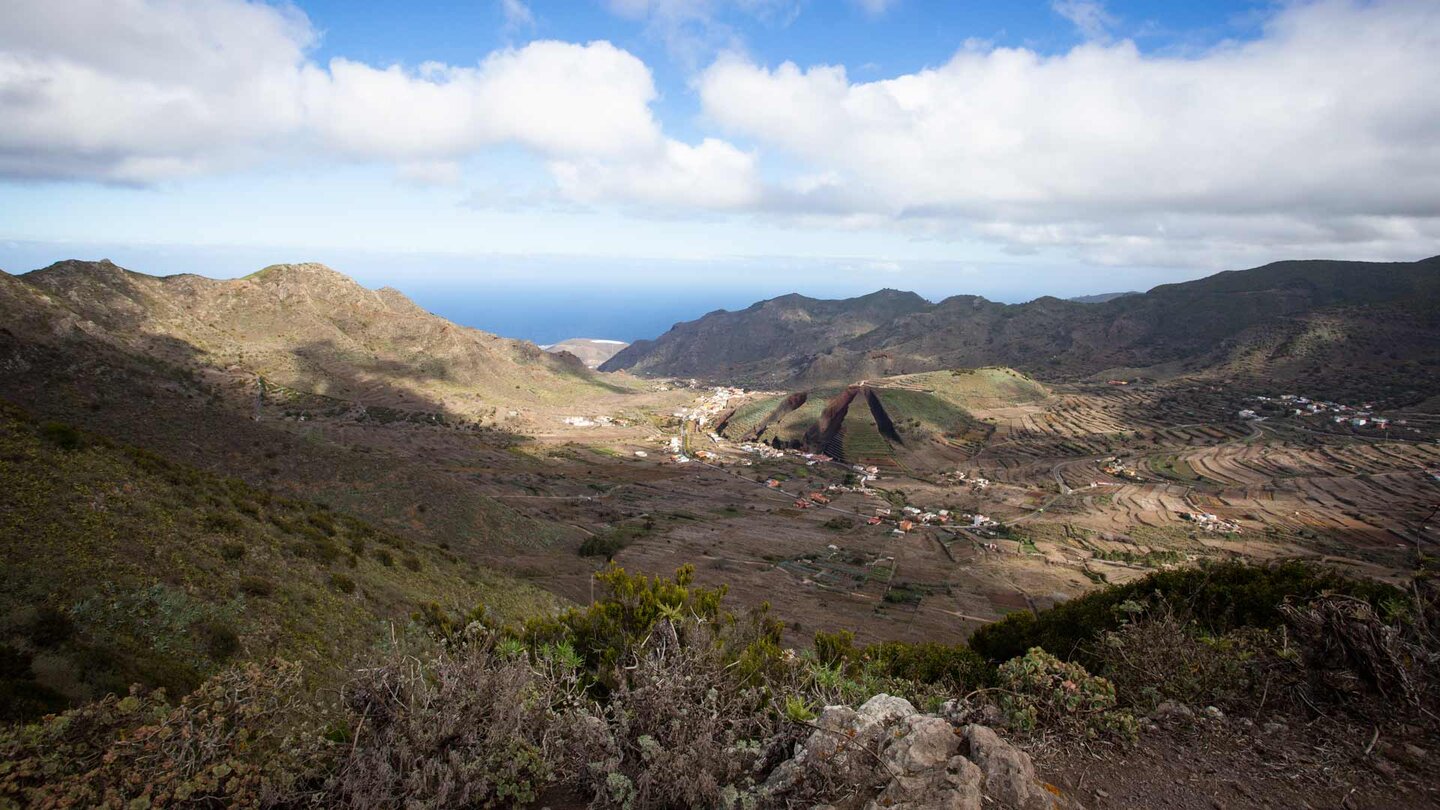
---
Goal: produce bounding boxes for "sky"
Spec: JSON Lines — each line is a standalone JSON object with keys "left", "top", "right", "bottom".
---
{"left": 1, "top": 0, "right": 1438, "bottom": 343}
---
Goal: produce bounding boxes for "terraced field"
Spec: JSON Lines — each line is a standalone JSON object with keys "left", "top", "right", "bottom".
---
{"left": 717, "top": 395, "right": 788, "bottom": 439}
{"left": 838, "top": 395, "right": 900, "bottom": 469}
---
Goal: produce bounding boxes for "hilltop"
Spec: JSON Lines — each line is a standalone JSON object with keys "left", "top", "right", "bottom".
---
{"left": 545, "top": 337, "right": 630, "bottom": 368}
{"left": 604, "top": 288, "right": 931, "bottom": 383}
{"left": 16, "top": 259, "right": 614, "bottom": 417}
{"left": 603, "top": 256, "right": 1440, "bottom": 404}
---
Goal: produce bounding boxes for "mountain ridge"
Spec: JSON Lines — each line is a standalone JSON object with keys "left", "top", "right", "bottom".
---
{"left": 602, "top": 255, "right": 1440, "bottom": 403}
{"left": 15, "top": 259, "right": 611, "bottom": 415}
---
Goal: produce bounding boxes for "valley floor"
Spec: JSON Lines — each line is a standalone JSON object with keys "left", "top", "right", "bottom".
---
{"left": 225, "top": 371, "right": 1439, "bottom": 648}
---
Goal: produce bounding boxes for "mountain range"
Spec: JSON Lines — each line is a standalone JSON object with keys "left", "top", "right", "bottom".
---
{"left": 603, "top": 256, "right": 1440, "bottom": 404}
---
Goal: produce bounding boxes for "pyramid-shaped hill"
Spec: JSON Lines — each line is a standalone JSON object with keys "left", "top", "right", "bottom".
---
{"left": 716, "top": 367, "right": 1044, "bottom": 470}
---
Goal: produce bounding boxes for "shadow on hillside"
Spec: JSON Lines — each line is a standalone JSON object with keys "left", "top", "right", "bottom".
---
{"left": 0, "top": 319, "right": 547, "bottom": 559}
{"left": 281, "top": 339, "right": 457, "bottom": 418}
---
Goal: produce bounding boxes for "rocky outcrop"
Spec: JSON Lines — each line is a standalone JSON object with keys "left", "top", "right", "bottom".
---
{"left": 762, "top": 694, "right": 1079, "bottom": 809}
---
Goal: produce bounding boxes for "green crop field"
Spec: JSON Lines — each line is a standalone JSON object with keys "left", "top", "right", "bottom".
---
{"left": 840, "top": 403, "right": 896, "bottom": 465}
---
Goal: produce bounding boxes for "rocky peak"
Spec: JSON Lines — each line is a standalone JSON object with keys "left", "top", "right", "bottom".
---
{"left": 25, "top": 258, "right": 133, "bottom": 287}
{"left": 246, "top": 262, "right": 355, "bottom": 288}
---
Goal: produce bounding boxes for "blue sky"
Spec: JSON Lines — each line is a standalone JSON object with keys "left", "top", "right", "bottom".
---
{"left": 1, "top": 1, "right": 1437, "bottom": 342}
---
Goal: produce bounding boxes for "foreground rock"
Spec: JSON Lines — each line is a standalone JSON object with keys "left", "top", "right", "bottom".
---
{"left": 762, "top": 694, "right": 1081, "bottom": 809}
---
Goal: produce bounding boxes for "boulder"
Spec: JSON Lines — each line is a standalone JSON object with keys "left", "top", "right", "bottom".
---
{"left": 763, "top": 699, "right": 1079, "bottom": 810}
{"left": 866, "top": 715, "right": 984, "bottom": 810}
{"left": 1152, "top": 700, "right": 1195, "bottom": 723}
{"left": 964, "top": 724, "right": 1066, "bottom": 810}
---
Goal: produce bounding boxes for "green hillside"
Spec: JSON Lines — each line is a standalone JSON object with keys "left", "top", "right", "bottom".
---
{"left": 0, "top": 403, "right": 560, "bottom": 722}
{"left": 884, "top": 367, "right": 1049, "bottom": 409}
{"left": 717, "top": 395, "right": 786, "bottom": 439}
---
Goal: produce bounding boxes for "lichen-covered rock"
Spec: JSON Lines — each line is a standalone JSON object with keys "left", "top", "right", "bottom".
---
{"left": 856, "top": 693, "right": 918, "bottom": 727}
{"left": 761, "top": 700, "right": 1079, "bottom": 810}
{"left": 762, "top": 695, "right": 917, "bottom": 800}
{"left": 866, "top": 715, "right": 983, "bottom": 810}
{"left": 964, "top": 724, "right": 1064, "bottom": 810}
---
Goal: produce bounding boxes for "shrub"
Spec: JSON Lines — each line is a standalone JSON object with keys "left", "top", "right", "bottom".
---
{"left": 864, "top": 641, "right": 994, "bottom": 690}
{"left": 1091, "top": 601, "right": 1286, "bottom": 714}
{"left": 38, "top": 421, "right": 83, "bottom": 450}
{"left": 996, "top": 648, "right": 1137, "bottom": 741}
{"left": 238, "top": 576, "right": 274, "bottom": 597}
{"left": 402, "top": 553, "right": 422, "bottom": 572}
{"left": 1281, "top": 593, "right": 1440, "bottom": 717}
{"left": 326, "top": 643, "right": 608, "bottom": 808}
{"left": 329, "top": 573, "right": 356, "bottom": 595}
{"left": 196, "top": 619, "right": 241, "bottom": 661}
{"left": 812, "top": 631, "right": 994, "bottom": 691}
{"left": 219, "top": 541, "right": 247, "bottom": 561}
{"left": 0, "top": 660, "right": 320, "bottom": 808}
{"left": 593, "top": 621, "right": 783, "bottom": 808}
{"left": 970, "top": 561, "right": 1400, "bottom": 666}
{"left": 374, "top": 549, "right": 395, "bottom": 567}
{"left": 579, "top": 534, "right": 628, "bottom": 559}
{"left": 25, "top": 604, "right": 75, "bottom": 648}
{"left": 813, "top": 629, "right": 858, "bottom": 668}
{"left": 519, "top": 565, "right": 738, "bottom": 684}
{"left": 205, "top": 511, "right": 246, "bottom": 533}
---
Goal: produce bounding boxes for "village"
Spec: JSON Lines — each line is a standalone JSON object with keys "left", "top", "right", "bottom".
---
{"left": 1241, "top": 393, "right": 1409, "bottom": 433}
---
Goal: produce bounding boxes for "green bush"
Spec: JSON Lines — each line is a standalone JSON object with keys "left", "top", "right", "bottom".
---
{"left": 864, "top": 641, "right": 995, "bottom": 689}
{"left": 196, "top": 619, "right": 241, "bottom": 661}
{"left": 219, "top": 541, "right": 247, "bottom": 561}
{"left": 38, "top": 421, "right": 83, "bottom": 450}
{"left": 238, "top": 576, "right": 274, "bottom": 597}
{"left": 25, "top": 604, "right": 75, "bottom": 648}
{"left": 1092, "top": 601, "right": 1287, "bottom": 714}
{"left": 969, "top": 561, "right": 1400, "bottom": 666}
{"left": 329, "top": 573, "right": 356, "bottom": 595}
{"left": 997, "top": 648, "right": 1137, "bottom": 741}
{"left": 519, "top": 565, "right": 745, "bottom": 684}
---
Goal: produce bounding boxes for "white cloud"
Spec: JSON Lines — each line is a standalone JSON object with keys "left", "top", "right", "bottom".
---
{"left": 697, "top": 0, "right": 1440, "bottom": 267}
{"left": 4, "top": 0, "right": 1439, "bottom": 274}
{"left": 500, "top": 0, "right": 535, "bottom": 30}
{"left": 0, "top": 0, "right": 312, "bottom": 182}
{"left": 303, "top": 41, "right": 663, "bottom": 160}
{"left": 396, "top": 160, "right": 463, "bottom": 187}
{"left": 0, "top": 0, "right": 732, "bottom": 210}
{"left": 1051, "top": 0, "right": 1115, "bottom": 42}
{"left": 603, "top": 0, "right": 802, "bottom": 67}
{"left": 852, "top": 0, "right": 898, "bottom": 16}
{"left": 550, "top": 137, "right": 761, "bottom": 210}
